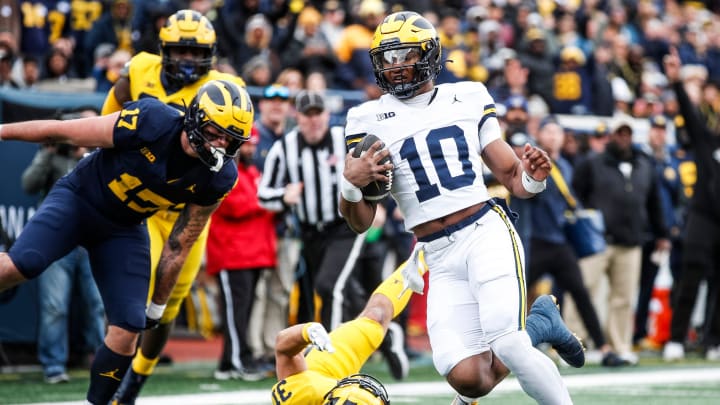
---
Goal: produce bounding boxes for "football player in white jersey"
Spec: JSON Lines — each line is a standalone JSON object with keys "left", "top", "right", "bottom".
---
{"left": 340, "top": 11, "right": 582, "bottom": 405}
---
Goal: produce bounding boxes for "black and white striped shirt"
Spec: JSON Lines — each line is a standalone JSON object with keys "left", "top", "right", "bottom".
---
{"left": 258, "top": 126, "right": 346, "bottom": 228}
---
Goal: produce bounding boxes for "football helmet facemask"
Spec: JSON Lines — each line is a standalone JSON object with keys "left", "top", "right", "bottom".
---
{"left": 185, "top": 80, "right": 254, "bottom": 172}
{"left": 370, "top": 11, "right": 442, "bottom": 99}
{"left": 159, "top": 9, "right": 216, "bottom": 85}
{"left": 322, "top": 374, "right": 390, "bottom": 405}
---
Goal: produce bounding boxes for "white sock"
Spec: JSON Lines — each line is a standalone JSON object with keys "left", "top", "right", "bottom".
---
{"left": 490, "top": 331, "right": 572, "bottom": 405}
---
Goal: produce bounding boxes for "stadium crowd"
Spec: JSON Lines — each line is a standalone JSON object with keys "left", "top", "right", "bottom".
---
{"left": 0, "top": 0, "right": 719, "bottom": 403}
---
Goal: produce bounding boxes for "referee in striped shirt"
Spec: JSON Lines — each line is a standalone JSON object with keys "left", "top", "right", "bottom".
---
{"left": 258, "top": 90, "right": 365, "bottom": 330}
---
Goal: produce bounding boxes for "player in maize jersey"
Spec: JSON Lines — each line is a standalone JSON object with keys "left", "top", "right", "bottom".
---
{"left": 340, "top": 11, "right": 582, "bottom": 405}
{"left": 0, "top": 79, "right": 254, "bottom": 404}
{"left": 270, "top": 259, "right": 420, "bottom": 405}
{"left": 100, "top": 10, "right": 251, "bottom": 404}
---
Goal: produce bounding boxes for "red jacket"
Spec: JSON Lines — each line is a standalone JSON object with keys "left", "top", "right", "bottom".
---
{"left": 206, "top": 162, "right": 277, "bottom": 275}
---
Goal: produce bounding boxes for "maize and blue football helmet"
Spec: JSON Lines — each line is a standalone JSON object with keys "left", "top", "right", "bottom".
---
{"left": 322, "top": 374, "right": 390, "bottom": 405}
{"left": 185, "top": 80, "right": 254, "bottom": 171}
{"left": 369, "top": 11, "right": 442, "bottom": 99}
{"left": 159, "top": 9, "right": 216, "bottom": 85}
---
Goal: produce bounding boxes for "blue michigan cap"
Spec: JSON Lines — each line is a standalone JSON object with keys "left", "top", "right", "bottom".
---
{"left": 504, "top": 95, "right": 528, "bottom": 112}
{"left": 649, "top": 114, "right": 668, "bottom": 128}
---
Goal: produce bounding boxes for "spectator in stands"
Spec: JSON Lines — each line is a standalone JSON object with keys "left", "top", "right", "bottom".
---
{"left": 435, "top": 7, "right": 468, "bottom": 83}
{"left": 527, "top": 117, "right": 626, "bottom": 367}
{"left": 242, "top": 55, "right": 273, "bottom": 87}
{"left": 18, "top": 0, "right": 70, "bottom": 61}
{"left": 84, "top": 0, "right": 134, "bottom": 66}
{"left": 590, "top": 41, "right": 616, "bottom": 117}
{"left": 477, "top": 20, "right": 509, "bottom": 80}
{"left": 503, "top": 95, "right": 530, "bottom": 137}
{"left": 555, "top": 9, "right": 591, "bottom": 55}
{"left": 319, "top": 0, "right": 347, "bottom": 51}
{"left": 488, "top": 52, "right": 528, "bottom": 106}
{"left": 586, "top": 122, "right": 610, "bottom": 157}
{"left": 276, "top": 67, "right": 305, "bottom": 95}
{"left": 550, "top": 46, "right": 593, "bottom": 115}
{"left": 519, "top": 27, "right": 555, "bottom": 106}
{"left": 610, "top": 37, "right": 644, "bottom": 100}
{"left": 282, "top": 6, "right": 336, "bottom": 84}
{"left": 0, "top": 0, "right": 20, "bottom": 44}
{"left": 333, "top": 0, "right": 386, "bottom": 99}
{"left": 634, "top": 114, "right": 686, "bottom": 350}
{"left": 93, "top": 47, "right": 131, "bottom": 93}
{"left": 206, "top": 130, "right": 275, "bottom": 382}
{"left": 66, "top": 0, "right": 104, "bottom": 78}
{"left": 131, "top": 1, "right": 175, "bottom": 55}
{"left": 21, "top": 109, "right": 105, "bottom": 384}
{"left": 213, "top": 0, "right": 297, "bottom": 73}
{"left": 0, "top": 43, "right": 19, "bottom": 88}
{"left": 41, "top": 47, "right": 75, "bottom": 82}
{"left": 20, "top": 55, "right": 40, "bottom": 89}
{"left": 662, "top": 48, "right": 720, "bottom": 362}
{"left": 236, "top": 14, "right": 287, "bottom": 81}
{"left": 566, "top": 118, "right": 670, "bottom": 365}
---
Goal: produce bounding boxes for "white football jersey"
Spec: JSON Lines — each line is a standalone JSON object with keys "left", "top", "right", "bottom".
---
{"left": 345, "top": 81, "right": 502, "bottom": 230}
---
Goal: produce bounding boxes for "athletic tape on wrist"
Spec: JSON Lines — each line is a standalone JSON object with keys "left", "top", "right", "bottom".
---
{"left": 522, "top": 171, "right": 546, "bottom": 194}
{"left": 302, "top": 322, "right": 319, "bottom": 343}
{"left": 341, "top": 175, "right": 363, "bottom": 203}
{"left": 146, "top": 302, "right": 167, "bottom": 320}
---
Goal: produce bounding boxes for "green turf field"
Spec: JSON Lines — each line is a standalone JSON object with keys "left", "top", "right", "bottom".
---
{"left": 2, "top": 353, "right": 720, "bottom": 404}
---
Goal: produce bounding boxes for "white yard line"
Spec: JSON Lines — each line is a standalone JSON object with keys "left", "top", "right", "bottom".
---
{"left": 24, "top": 367, "right": 720, "bottom": 405}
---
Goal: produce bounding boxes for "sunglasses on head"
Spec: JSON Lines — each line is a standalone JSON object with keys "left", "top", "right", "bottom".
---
{"left": 263, "top": 85, "right": 290, "bottom": 100}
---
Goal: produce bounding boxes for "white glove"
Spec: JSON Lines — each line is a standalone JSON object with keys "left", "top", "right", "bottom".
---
{"left": 304, "top": 322, "right": 335, "bottom": 353}
{"left": 400, "top": 247, "right": 427, "bottom": 296}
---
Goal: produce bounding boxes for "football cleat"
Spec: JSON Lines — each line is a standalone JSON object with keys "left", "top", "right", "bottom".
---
{"left": 663, "top": 341, "right": 685, "bottom": 362}
{"left": 527, "top": 295, "right": 586, "bottom": 368}
{"left": 450, "top": 394, "right": 479, "bottom": 405}
{"left": 110, "top": 368, "right": 148, "bottom": 405}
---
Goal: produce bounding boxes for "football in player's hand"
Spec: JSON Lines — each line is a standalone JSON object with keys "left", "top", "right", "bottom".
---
{"left": 351, "top": 134, "right": 392, "bottom": 201}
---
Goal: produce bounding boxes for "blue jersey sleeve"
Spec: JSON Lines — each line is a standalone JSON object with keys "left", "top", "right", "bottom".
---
{"left": 113, "top": 99, "right": 184, "bottom": 149}
{"left": 192, "top": 161, "right": 238, "bottom": 206}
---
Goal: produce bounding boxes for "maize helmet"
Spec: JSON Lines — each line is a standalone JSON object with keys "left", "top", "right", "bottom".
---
{"left": 322, "top": 374, "right": 390, "bottom": 405}
{"left": 369, "top": 11, "right": 442, "bottom": 99}
{"left": 159, "top": 9, "right": 216, "bottom": 85}
{"left": 185, "top": 80, "right": 254, "bottom": 171}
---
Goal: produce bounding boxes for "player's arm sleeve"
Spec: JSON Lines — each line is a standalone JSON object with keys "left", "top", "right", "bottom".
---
{"left": 473, "top": 83, "right": 502, "bottom": 149}
{"left": 113, "top": 99, "right": 174, "bottom": 149}
{"left": 344, "top": 107, "right": 367, "bottom": 152}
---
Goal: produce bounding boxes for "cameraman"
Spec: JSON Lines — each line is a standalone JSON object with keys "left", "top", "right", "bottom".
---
{"left": 21, "top": 108, "right": 105, "bottom": 384}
